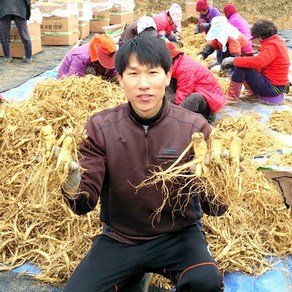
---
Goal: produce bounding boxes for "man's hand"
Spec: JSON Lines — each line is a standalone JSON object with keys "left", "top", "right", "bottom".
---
{"left": 222, "top": 57, "right": 235, "bottom": 67}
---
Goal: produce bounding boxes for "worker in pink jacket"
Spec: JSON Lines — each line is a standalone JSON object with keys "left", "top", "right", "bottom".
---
{"left": 153, "top": 3, "right": 182, "bottom": 42}
{"left": 223, "top": 3, "right": 252, "bottom": 47}
{"left": 165, "top": 42, "right": 226, "bottom": 122}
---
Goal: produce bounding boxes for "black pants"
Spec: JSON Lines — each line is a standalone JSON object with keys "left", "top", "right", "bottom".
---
{"left": 64, "top": 226, "right": 224, "bottom": 292}
{"left": 166, "top": 79, "right": 212, "bottom": 122}
{"left": 0, "top": 15, "right": 32, "bottom": 58}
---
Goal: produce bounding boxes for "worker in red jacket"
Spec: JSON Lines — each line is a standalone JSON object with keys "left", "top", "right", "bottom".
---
{"left": 165, "top": 42, "right": 226, "bottom": 122}
{"left": 222, "top": 19, "right": 290, "bottom": 105}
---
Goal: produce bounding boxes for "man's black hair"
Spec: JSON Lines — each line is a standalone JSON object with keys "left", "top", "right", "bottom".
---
{"left": 251, "top": 19, "right": 278, "bottom": 40}
{"left": 115, "top": 36, "right": 172, "bottom": 76}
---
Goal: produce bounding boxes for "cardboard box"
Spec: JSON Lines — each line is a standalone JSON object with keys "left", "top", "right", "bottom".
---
{"left": 0, "top": 39, "right": 42, "bottom": 58}
{"left": 41, "top": 16, "right": 78, "bottom": 33}
{"left": 78, "top": 20, "right": 90, "bottom": 39}
{"left": 34, "top": 2, "right": 79, "bottom": 16}
{"left": 185, "top": 2, "right": 196, "bottom": 18}
{"left": 41, "top": 31, "right": 79, "bottom": 45}
{"left": 90, "top": 19, "right": 109, "bottom": 33}
{"left": 110, "top": 11, "right": 133, "bottom": 25}
{"left": 92, "top": 8, "right": 110, "bottom": 21}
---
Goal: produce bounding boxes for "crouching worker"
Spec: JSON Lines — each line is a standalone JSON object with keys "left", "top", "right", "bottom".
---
{"left": 222, "top": 19, "right": 290, "bottom": 105}
{"left": 197, "top": 16, "right": 253, "bottom": 71}
{"left": 61, "top": 35, "right": 225, "bottom": 292}
{"left": 165, "top": 42, "right": 226, "bottom": 123}
{"left": 194, "top": 0, "right": 220, "bottom": 34}
{"left": 118, "top": 15, "right": 157, "bottom": 47}
{"left": 57, "top": 34, "right": 117, "bottom": 82}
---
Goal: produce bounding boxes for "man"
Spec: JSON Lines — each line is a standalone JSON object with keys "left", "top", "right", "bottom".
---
{"left": 62, "top": 36, "right": 225, "bottom": 292}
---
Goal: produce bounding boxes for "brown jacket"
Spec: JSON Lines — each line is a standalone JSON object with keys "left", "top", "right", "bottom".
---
{"left": 66, "top": 100, "right": 211, "bottom": 242}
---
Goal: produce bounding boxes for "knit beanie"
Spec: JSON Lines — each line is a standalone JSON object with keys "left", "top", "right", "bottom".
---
{"left": 223, "top": 4, "right": 237, "bottom": 18}
{"left": 165, "top": 41, "right": 183, "bottom": 59}
{"left": 196, "top": 0, "right": 209, "bottom": 12}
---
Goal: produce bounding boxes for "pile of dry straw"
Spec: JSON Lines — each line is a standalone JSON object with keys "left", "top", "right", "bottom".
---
{"left": 0, "top": 27, "right": 291, "bottom": 289}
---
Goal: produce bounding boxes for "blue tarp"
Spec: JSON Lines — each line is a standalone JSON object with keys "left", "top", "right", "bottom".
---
{"left": 2, "top": 68, "right": 292, "bottom": 292}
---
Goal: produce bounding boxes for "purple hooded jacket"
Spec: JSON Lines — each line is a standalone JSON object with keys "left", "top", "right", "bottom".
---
{"left": 57, "top": 43, "right": 117, "bottom": 80}
{"left": 227, "top": 13, "right": 252, "bottom": 47}
{"left": 195, "top": 6, "right": 220, "bottom": 34}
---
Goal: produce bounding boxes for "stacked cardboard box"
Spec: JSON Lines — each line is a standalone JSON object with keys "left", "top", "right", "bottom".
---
{"left": 78, "top": 1, "right": 92, "bottom": 39}
{"left": 109, "top": 0, "right": 134, "bottom": 25}
{"left": 90, "top": 5, "right": 110, "bottom": 33}
{"left": 41, "top": 15, "right": 79, "bottom": 45}
{"left": 33, "top": 1, "right": 80, "bottom": 45}
{"left": 0, "top": 22, "right": 42, "bottom": 58}
{"left": 185, "top": 1, "right": 196, "bottom": 18}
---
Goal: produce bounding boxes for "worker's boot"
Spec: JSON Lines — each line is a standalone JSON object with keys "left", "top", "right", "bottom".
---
{"left": 226, "top": 80, "right": 242, "bottom": 104}
{"left": 239, "top": 82, "right": 258, "bottom": 103}
{"left": 2, "top": 43, "right": 12, "bottom": 63}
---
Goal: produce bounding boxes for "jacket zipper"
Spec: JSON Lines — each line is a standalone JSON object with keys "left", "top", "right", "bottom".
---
{"left": 143, "top": 125, "right": 149, "bottom": 171}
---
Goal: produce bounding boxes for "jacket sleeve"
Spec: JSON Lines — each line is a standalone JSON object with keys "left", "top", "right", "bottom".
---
{"left": 118, "top": 23, "right": 137, "bottom": 47}
{"left": 67, "top": 55, "right": 87, "bottom": 77}
{"left": 234, "top": 45, "right": 275, "bottom": 70}
{"left": 200, "top": 193, "right": 228, "bottom": 216}
{"left": 227, "top": 37, "right": 242, "bottom": 56}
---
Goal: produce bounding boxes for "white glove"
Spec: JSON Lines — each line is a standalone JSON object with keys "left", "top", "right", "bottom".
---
{"left": 222, "top": 57, "right": 235, "bottom": 67}
{"left": 200, "top": 23, "right": 210, "bottom": 28}
{"left": 54, "top": 146, "right": 81, "bottom": 193}
{"left": 63, "top": 161, "right": 81, "bottom": 193}
{"left": 196, "top": 54, "right": 204, "bottom": 61}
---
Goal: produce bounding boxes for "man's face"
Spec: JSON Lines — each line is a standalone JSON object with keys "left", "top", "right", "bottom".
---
{"left": 118, "top": 54, "right": 171, "bottom": 119}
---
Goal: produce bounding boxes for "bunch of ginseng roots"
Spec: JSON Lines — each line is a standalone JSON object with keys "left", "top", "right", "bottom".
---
{"left": 140, "top": 113, "right": 292, "bottom": 289}
{"left": 0, "top": 77, "right": 291, "bottom": 289}
{"left": 0, "top": 75, "right": 126, "bottom": 282}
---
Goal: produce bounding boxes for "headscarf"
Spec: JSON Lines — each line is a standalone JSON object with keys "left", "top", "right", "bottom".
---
{"left": 137, "top": 16, "right": 157, "bottom": 34}
{"left": 168, "top": 3, "right": 182, "bottom": 32}
{"left": 89, "top": 34, "right": 116, "bottom": 69}
{"left": 206, "top": 16, "right": 240, "bottom": 52}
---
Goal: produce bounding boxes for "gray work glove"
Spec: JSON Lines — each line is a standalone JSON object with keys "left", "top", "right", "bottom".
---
{"left": 222, "top": 57, "right": 235, "bottom": 67}
{"left": 62, "top": 160, "right": 81, "bottom": 193}
{"left": 54, "top": 146, "right": 81, "bottom": 193}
